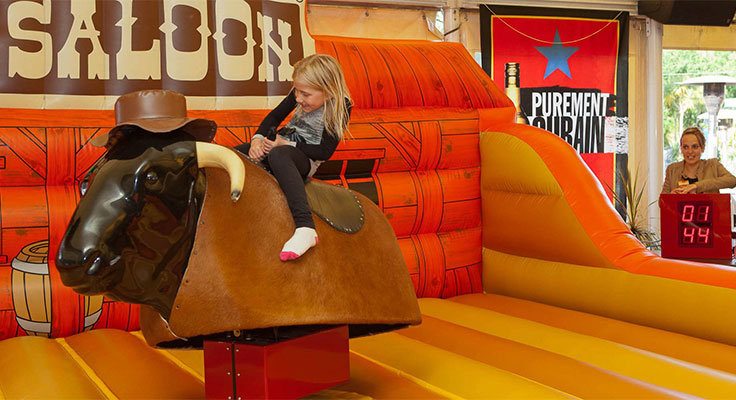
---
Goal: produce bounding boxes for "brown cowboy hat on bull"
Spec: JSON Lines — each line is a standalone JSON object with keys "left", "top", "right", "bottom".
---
{"left": 91, "top": 89, "right": 216, "bottom": 147}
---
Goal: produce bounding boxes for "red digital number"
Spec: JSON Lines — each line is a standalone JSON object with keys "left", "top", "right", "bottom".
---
{"left": 697, "top": 227, "right": 710, "bottom": 244}
{"left": 697, "top": 205, "right": 710, "bottom": 223}
{"left": 683, "top": 226, "right": 695, "bottom": 244}
{"left": 682, "top": 204, "right": 694, "bottom": 222}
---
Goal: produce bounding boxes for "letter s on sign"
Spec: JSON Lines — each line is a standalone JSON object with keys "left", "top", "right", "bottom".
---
{"left": 8, "top": 0, "right": 52, "bottom": 79}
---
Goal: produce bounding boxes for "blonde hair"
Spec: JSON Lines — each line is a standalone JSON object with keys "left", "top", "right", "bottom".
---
{"left": 681, "top": 127, "right": 705, "bottom": 148}
{"left": 292, "top": 54, "right": 352, "bottom": 140}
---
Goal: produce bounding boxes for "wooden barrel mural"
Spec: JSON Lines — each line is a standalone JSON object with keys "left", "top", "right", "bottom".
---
{"left": 83, "top": 294, "right": 104, "bottom": 332}
{"left": 10, "top": 241, "right": 52, "bottom": 337}
{"left": 10, "top": 240, "right": 102, "bottom": 336}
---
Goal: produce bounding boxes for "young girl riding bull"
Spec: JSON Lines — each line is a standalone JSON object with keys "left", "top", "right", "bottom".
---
{"left": 235, "top": 54, "right": 352, "bottom": 262}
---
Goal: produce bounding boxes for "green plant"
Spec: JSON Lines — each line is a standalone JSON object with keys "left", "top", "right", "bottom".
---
{"left": 605, "top": 166, "right": 661, "bottom": 250}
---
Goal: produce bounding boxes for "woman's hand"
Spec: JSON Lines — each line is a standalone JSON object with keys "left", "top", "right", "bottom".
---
{"left": 248, "top": 137, "right": 266, "bottom": 161}
{"left": 672, "top": 184, "right": 697, "bottom": 194}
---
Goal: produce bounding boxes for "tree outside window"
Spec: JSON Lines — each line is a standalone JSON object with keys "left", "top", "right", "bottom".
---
{"left": 663, "top": 50, "right": 736, "bottom": 177}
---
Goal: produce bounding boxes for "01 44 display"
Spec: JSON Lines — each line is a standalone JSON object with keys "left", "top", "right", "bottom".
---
{"left": 659, "top": 193, "right": 733, "bottom": 259}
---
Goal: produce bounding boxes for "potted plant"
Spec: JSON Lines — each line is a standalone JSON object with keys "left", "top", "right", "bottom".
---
{"left": 606, "top": 166, "right": 661, "bottom": 250}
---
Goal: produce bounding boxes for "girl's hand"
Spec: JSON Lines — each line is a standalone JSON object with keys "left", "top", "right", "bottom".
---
{"left": 262, "top": 137, "right": 275, "bottom": 152}
{"left": 263, "top": 135, "right": 293, "bottom": 150}
{"left": 249, "top": 138, "right": 266, "bottom": 161}
{"left": 274, "top": 135, "right": 293, "bottom": 147}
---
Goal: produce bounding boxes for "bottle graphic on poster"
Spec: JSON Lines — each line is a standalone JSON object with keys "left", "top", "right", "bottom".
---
{"left": 504, "top": 62, "right": 528, "bottom": 124}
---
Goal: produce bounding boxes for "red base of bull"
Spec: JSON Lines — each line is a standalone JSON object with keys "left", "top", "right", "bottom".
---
{"left": 203, "top": 325, "right": 349, "bottom": 399}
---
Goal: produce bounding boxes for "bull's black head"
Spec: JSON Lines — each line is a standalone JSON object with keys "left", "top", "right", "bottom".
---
{"left": 56, "top": 129, "right": 206, "bottom": 319}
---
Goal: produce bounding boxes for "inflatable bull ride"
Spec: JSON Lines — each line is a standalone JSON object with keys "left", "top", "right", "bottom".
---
{"left": 6, "top": 36, "right": 736, "bottom": 399}
{"left": 55, "top": 90, "right": 421, "bottom": 398}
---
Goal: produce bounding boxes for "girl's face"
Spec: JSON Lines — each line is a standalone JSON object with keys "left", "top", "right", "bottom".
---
{"left": 680, "top": 134, "right": 703, "bottom": 166}
{"left": 293, "top": 79, "right": 327, "bottom": 113}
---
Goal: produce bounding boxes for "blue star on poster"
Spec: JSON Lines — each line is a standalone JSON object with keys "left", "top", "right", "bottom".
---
{"left": 535, "top": 30, "right": 579, "bottom": 79}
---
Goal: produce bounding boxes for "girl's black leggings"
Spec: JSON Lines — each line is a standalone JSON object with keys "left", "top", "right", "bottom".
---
{"left": 234, "top": 143, "right": 315, "bottom": 229}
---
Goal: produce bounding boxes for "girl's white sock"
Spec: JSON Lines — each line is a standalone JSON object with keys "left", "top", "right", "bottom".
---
{"left": 280, "top": 227, "right": 318, "bottom": 261}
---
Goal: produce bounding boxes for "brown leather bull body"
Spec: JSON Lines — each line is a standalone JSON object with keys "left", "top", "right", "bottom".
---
{"left": 141, "top": 153, "right": 421, "bottom": 346}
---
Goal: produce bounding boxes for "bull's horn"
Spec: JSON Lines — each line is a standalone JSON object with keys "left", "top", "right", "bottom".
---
{"left": 195, "top": 142, "right": 245, "bottom": 202}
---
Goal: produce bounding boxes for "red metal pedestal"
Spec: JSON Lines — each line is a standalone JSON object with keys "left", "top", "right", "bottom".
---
{"left": 203, "top": 325, "right": 349, "bottom": 399}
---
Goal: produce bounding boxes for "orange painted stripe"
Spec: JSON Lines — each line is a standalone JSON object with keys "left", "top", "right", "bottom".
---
{"left": 451, "top": 293, "right": 736, "bottom": 377}
{"left": 331, "top": 41, "right": 374, "bottom": 109}
{"left": 331, "top": 149, "right": 386, "bottom": 161}
{"left": 399, "top": 316, "right": 684, "bottom": 399}
{"left": 368, "top": 44, "right": 426, "bottom": 108}
{"left": 439, "top": 133, "right": 480, "bottom": 170}
{"left": 314, "top": 39, "right": 338, "bottom": 58}
{"left": 413, "top": 171, "right": 444, "bottom": 235}
{"left": 416, "top": 121, "right": 442, "bottom": 171}
{"left": 334, "top": 352, "right": 447, "bottom": 399}
{"left": 438, "top": 167, "right": 480, "bottom": 203}
{"left": 435, "top": 45, "right": 505, "bottom": 109}
{"left": 314, "top": 37, "right": 512, "bottom": 110}
{"left": 396, "top": 43, "right": 448, "bottom": 107}
{"left": 419, "top": 234, "right": 448, "bottom": 298}
{"left": 355, "top": 43, "right": 400, "bottom": 109}
{"left": 346, "top": 351, "right": 460, "bottom": 399}
{"left": 376, "top": 169, "right": 480, "bottom": 237}
{"left": 57, "top": 338, "right": 119, "bottom": 400}
{"left": 0, "top": 128, "right": 46, "bottom": 179}
{"left": 420, "top": 45, "right": 473, "bottom": 108}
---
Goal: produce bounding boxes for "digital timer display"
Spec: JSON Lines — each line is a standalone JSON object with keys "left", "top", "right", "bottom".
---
{"left": 677, "top": 201, "right": 713, "bottom": 247}
{"left": 660, "top": 193, "right": 732, "bottom": 259}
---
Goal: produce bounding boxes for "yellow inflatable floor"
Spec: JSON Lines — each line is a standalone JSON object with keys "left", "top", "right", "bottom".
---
{"left": 3, "top": 293, "right": 736, "bottom": 399}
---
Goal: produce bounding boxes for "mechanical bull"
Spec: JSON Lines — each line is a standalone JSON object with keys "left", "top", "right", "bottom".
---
{"left": 56, "top": 129, "right": 421, "bottom": 346}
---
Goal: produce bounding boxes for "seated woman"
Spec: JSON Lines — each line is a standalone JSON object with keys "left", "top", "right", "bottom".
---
{"left": 662, "top": 127, "right": 736, "bottom": 194}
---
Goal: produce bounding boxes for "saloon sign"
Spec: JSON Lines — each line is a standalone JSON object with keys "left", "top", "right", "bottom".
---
{"left": 0, "top": 0, "right": 313, "bottom": 108}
